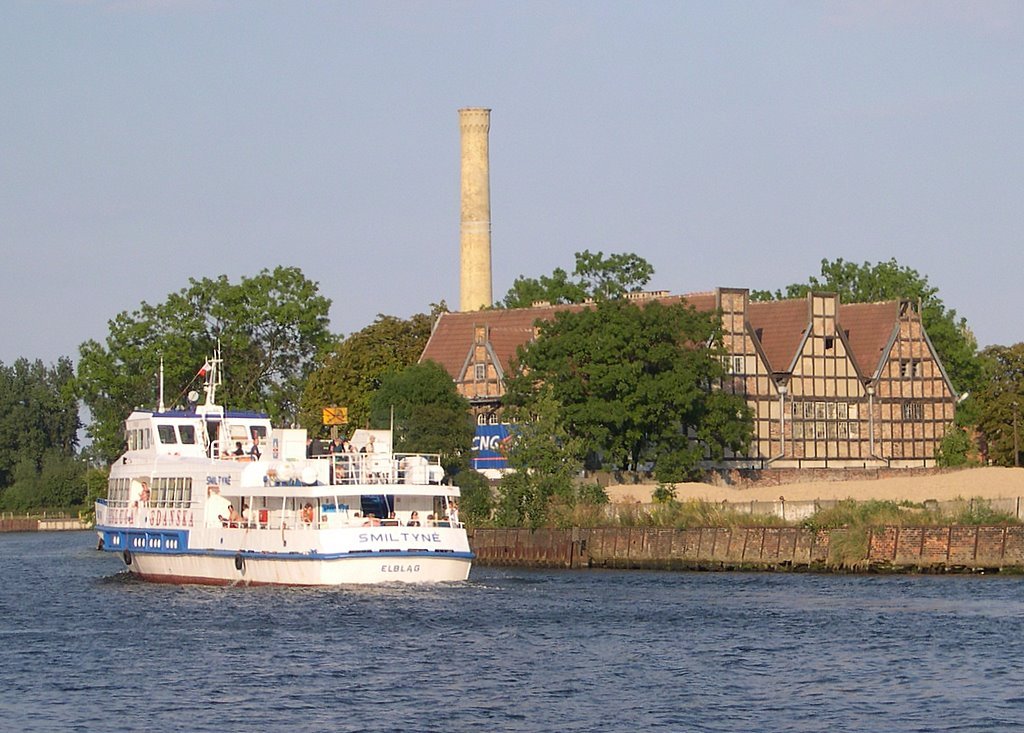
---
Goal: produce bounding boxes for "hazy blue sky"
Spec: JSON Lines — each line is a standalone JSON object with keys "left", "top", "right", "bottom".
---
{"left": 2, "top": 1, "right": 1022, "bottom": 368}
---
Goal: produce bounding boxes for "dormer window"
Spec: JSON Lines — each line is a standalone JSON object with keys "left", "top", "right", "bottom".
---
{"left": 475, "top": 364, "right": 486, "bottom": 381}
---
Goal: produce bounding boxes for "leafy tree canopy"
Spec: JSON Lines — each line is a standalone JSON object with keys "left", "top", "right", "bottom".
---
{"left": 496, "top": 386, "right": 586, "bottom": 528}
{"left": 504, "top": 299, "right": 752, "bottom": 482}
{"left": 974, "top": 343, "right": 1024, "bottom": 467}
{"left": 500, "top": 250, "right": 654, "bottom": 308}
{"left": 368, "top": 361, "right": 474, "bottom": 477}
{"left": 751, "top": 257, "right": 979, "bottom": 394}
{"left": 78, "top": 266, "right": 333, "bottom": 462}
{"left": 0, "top": 357, "right": 81, "bottom": 492}
{"left": 298, "top": 305, "right": 445, "bottom": 435}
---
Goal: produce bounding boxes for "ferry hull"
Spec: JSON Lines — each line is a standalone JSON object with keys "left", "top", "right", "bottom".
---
{"left": 121, "top": 550, "right": 472, "bottom": 586}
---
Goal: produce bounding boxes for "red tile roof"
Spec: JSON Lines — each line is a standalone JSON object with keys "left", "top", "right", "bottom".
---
{"left": 420, "top": 292, "right": 909, "bottom": 385}
{"left": 839, "top": 301, "right": 900, "bottom": 377}
{"left": 747, "top": 299, "right": 809, "bottom": 373}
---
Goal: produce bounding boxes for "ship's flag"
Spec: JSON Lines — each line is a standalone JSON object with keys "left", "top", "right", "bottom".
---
{"left": 197, "top": 361, "right": 212, "bottom": 377}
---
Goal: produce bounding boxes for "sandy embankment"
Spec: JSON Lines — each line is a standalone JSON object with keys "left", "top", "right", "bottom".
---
{"left": 605, "top": 466, "right": 1024, "bottom": 505}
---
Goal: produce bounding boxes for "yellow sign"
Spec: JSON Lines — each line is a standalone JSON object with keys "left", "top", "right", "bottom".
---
{"left": 322, "top": 406, "right": 348, "bottom": 425}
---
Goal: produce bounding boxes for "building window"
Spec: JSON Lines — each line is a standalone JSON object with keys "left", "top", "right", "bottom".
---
{"left": 899, "top": 359, "right": 920, "bottom": 378}
{"left": 474, "top": 364, "right": 486, "bottom": 381}
{"left": 790, "top": 400, "right": 862, "bottom": 443}
{"left": 733, "top": 356, "right": 744, "bottom": 375}
{"left": 476, "top": 414, "right": 487, "bottom": 426}
{"left": 902, "top": 401, "right": 923, "bottom": 421}
{"left": 488, "top": 413, "right": 499, "bottom": 425}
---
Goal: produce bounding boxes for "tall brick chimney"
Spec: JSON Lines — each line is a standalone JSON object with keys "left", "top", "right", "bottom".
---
{"left": 459, "top": 107, "right": 492, "bottom": 312}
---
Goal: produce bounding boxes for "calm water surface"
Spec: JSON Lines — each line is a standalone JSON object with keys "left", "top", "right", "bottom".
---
{"left": 2, "top": 531, "right": 1024, "bottom": 732}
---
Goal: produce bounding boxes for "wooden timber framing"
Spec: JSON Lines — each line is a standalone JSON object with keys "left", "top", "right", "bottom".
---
{"left": 419, "top": 288, "right": 958, "bottom": 470}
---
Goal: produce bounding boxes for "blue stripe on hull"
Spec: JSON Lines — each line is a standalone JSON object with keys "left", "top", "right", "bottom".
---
{"left": 97, "top": 525, "right": 475, "bottom": 562}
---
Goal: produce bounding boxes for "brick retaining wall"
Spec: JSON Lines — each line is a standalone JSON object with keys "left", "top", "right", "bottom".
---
{"left": 470, "top": 525, "right": 1024, "bottom": 573}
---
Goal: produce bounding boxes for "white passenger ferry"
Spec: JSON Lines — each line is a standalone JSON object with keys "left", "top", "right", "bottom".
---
{"left": 94, "top": 355, "right": 474, "bottom": 585}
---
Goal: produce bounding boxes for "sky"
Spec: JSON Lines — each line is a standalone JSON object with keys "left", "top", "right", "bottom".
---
{"left": 2, "top": 1, "right": 1023, "bottom": 368}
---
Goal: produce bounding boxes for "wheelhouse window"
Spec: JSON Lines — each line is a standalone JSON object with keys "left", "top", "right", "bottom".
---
{"left": 178, "top": 425, "right": 197, "bottom": 444}
{"left": 157, "top": 424, "right": 178, "bottom": 444}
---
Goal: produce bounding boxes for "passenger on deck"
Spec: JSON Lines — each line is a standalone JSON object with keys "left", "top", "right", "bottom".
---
{"left": 362, "top": 513, "right": 381, "bottom": 527}
{"left": 249, "top": 435, "right": 262, "bottom": 461}
{"left": 232, "top": 441, "right": 245, "bottom": 457}
{"left": 301, "top": 503, "right": 315, "bottom": 525}
{"left": 407, "top": 511, "right": 420, "bottom": 527}
{"left": 223, "top": 504, "right": 244, "bottom": 527}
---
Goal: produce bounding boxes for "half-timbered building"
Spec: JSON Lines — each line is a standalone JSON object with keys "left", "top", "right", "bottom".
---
{"left": 420, "top": 288, "right": 957, "bottom": 471}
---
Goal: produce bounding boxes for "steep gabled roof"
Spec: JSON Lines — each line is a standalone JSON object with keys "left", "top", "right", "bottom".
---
{"left": 746, "top": 297, "right": 905, "bottom": 378}
{"left": 838, "top": 301, "right": 901, "bottom": 378}
{"left": 747, "top": 299, "right": 809, "bottom": 373}
{"left": 420, "top": 306, "right": 576, "bottom": 377}
{"left": 420, "top": 293, "right": 911, "bottom": 386}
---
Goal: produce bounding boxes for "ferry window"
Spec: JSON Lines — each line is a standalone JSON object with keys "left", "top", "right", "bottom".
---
{"left": 157, "top": 425, "right": 178, "bottom": 444}
{"left": 251, "top": 426, "right": 268, "bottom": 440}
{"left": 179, "top": 425, "right": 196, "bottom": 444}
{"left": 144, "top": 429, "right": 151, "bottom": 449}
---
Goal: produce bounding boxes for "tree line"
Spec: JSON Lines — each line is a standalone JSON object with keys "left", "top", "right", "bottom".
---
{"left": 2, "top": 255, "right": 1021, "bottom": 523}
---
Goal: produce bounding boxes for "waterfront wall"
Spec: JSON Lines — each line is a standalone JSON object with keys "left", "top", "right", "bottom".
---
{"left": 0, "top": 514, "right": 90, "bottom": 533}
{"left": 611, "top": 496, "right": 1024, "bottom": 523}
{"left": 469, "top": 525, "right": 1024, "bottom": 572}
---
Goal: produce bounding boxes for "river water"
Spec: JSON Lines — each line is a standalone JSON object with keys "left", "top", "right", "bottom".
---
{"left": 2, "top": 531, "right": 1024, "bottom": 732}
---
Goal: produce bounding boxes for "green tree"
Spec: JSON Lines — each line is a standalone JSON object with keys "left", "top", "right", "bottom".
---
{"left": 453, "top": 468, "right": 494, "bottom": 527}
{"left": 368, "top": 361, "right": 474, "bottom": 477}
{"left": 0, "top": 451, "right": 87, "bottom": 512}
{"left": 0, "top": 357, "right": 81, "bottom": 494}
{"left": 77, "top": 267, "right": 332, "bottom": 462}
{"left": 298, "top": 307, "right": 443, "bottom": 435}
{"left": 496, "top": 387, "right": 586, "bottom": 528}
{"left": 504, "top": 299, "right": 752, "bottom": 482}
{"left": 752, "top": 258, "right": 980, "bottom": 394}
{"left": 974, "top": 344, "right": 1024, "bottom": 466}
{"left": 934, "top": 425, "right": 981, "bottom": 468}
{"left": 500, "top": 250, "right": 654, "bottom": 308}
